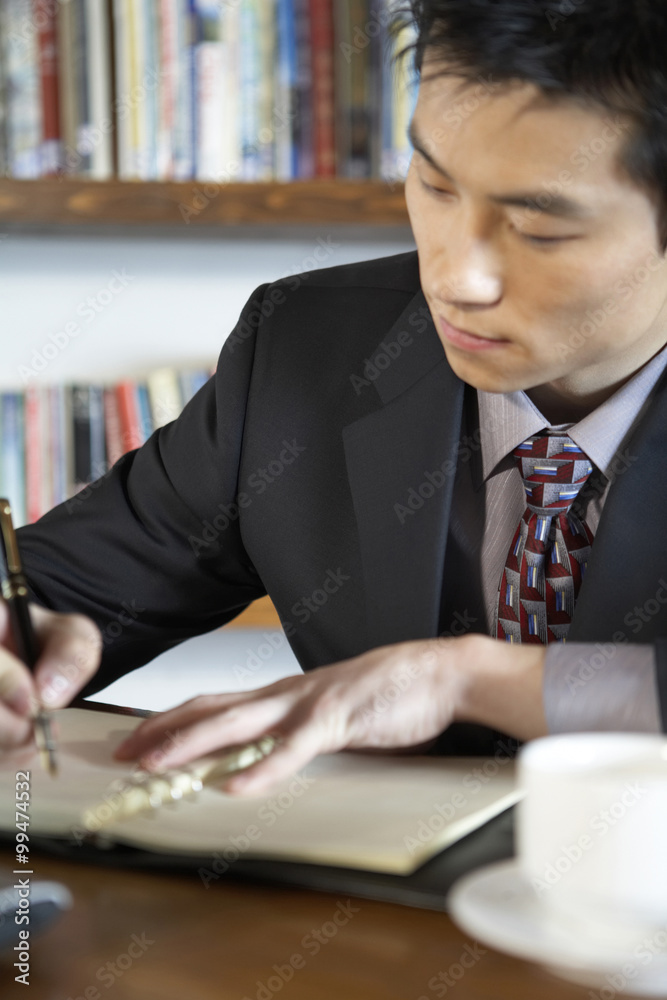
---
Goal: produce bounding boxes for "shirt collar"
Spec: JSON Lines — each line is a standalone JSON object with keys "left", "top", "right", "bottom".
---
{"left": 475, "top": 343, "right": 667, "bottom": 486}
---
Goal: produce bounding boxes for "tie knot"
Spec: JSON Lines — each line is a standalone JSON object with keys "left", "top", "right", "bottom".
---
{"left": 512, "top": 434, "right": 593, "bottom": 517}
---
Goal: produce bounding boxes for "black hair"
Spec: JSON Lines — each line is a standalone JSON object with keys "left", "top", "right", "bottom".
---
{"left": 399, "top": 0, "right": 667, "bottom": 251}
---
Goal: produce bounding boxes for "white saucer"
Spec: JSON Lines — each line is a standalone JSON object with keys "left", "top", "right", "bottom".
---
{"left": 448, "top": 860, "right": 667, "bottom": 996}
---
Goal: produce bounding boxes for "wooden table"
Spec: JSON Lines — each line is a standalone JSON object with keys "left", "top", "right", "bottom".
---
{"left": 0, "top": 848, "right": 640, "bottom": 1000}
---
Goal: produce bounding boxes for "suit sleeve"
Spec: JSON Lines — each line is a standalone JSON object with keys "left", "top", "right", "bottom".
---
{"left": 657, "top": 639, "right": 667, "bottom": 731}
{"left": 543, "top": 642, "right": 666, "bottom": 734}
{"left": 17, "top": 283, "right": 272, "bottom": 697}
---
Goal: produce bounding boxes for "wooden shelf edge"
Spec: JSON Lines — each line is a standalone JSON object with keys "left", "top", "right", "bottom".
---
{"left": 0, "top": 178, "right": 409, "bottom": 228}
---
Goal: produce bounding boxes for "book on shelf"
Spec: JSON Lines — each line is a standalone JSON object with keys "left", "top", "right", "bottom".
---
{"left": 0, "top": 365, "right": 213, "bottom": 528}
{"left": 0, "top": 0, "right": 417, "bottom": 183}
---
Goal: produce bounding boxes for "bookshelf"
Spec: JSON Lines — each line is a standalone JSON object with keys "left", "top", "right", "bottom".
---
{"left": 0, "top": 178, "right": 409, "bottom": 229}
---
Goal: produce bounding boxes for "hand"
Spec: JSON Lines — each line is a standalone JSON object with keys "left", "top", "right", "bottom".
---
{"left": 114, "top": 633, "right": 548, "bottom": 795}
{"left": 0, "top": 600, "right": 102, "bottom": 751}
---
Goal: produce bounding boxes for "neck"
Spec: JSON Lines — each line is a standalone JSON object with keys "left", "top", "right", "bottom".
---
{"left": 525, "top": 379, "right": 629, "bottom": 424}
{"left": 527, "top": 343, "right": 667, "bottom": 424}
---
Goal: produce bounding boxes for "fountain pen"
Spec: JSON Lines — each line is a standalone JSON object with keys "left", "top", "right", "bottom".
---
{"left": 0, "top": 498, "right": 58, "bottom": 777}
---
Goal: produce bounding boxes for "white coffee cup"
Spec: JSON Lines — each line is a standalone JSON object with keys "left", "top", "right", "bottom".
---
{"left": 517, "top": 733, "right": 667, "bottom": 947}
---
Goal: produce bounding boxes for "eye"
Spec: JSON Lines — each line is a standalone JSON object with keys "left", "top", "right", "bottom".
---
{"left": 419, "top": 177, "right": 454, "bottom": 198}
{"left": 523, "top": 234, "right": 568, "bottom": 245}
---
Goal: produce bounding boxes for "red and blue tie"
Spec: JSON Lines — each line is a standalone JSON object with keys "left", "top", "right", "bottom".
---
{"left": 496, "top": 434, "right": 594, "bottom": 644}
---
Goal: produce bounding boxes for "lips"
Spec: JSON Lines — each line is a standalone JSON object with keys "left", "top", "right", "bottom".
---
{"left": 438, "top": 316, "right": 511, "bottom": 353}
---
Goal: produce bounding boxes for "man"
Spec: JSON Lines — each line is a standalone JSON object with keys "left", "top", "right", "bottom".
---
{"left": 1, "top": 0, "right": 666, "bottom": 793}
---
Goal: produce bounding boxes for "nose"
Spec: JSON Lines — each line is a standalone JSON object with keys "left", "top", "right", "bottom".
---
{"left": 432, "top": 227, "right": 503, "bottom": 310}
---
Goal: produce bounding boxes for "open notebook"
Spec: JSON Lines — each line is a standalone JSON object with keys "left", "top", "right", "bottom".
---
{"left": 0, "top": 707, "right": 520, "bottom": 877}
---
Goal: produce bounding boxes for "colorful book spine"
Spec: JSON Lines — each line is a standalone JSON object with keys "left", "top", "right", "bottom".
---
{"left": 116, "top": 380, "right": 143, "bottom": 453}
{"left": 0, "top": 363, "right": 215, "bottom": 523}
{"left": 88, "top": 385, "right": 106, "bottom": 481}
{"left": 275, "top": 0, "right": 296, "bottom": 182}
{"left": 194, "top": 0, "right": 225, "bottom": 182}
{"left": 382, "top": 5, "right": 417, "bottom": 181}
{"left": 35, "top": 0, "right": 62, "bottom": 175}
{"left": 157, "top": 0, "right": 179, "bottom": 178}
{"left": 103, "top": 386, "right": 124, "bottom": 467}
{"left": 49, "top": 385, "right": 68, "bottom": 508}
{"left": 4, "top": 0, "right": 43, "bottom": 178}
{"left": 142, "top": 0, "right": 160, "bottom": 179}
{"left": 308, "top": 0, "right": 336, "bottom": 178}
{"left": 147, "top": 367, "right": 182, "bottom": 428}
{"left": 239, "top": 0, "right": 262, "bottom": 181}
{"left": 24, "top": 385, "right": 43, "bottom": 525}
{"left": 85, "top": 0, "right": 114, "bottom": 179}
{"left": 293, "top": 0, "right": 313, "bottom": 179}
{"left": 0, "top": 3, "right": 8, "bottom": 176}
{"left": 135, "top": 382, "right": 153, "bottom": 442}
{"left": 58, "top": 0, "right": 78, "bottom": 173}
{"left": 71, "top": 384, "right": 93, "bottom": 490}
{"left": 112, "top": 0, "right": 131, "bottom": 177}
{"left": 172, "top": 0, "right": 196, "bottom": 179}
{"left": 1, "top": 393, "right": 26, "bottom": 527}
{"left": 72, "top": 0, "right": 92, "bottom": 175}
{"left": 256, "top": 0, "right": 277, "bottom": 181}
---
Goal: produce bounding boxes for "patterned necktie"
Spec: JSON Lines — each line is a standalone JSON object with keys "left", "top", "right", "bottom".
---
{"left": 496, "top": 433, "right": 595, "bottom": 644}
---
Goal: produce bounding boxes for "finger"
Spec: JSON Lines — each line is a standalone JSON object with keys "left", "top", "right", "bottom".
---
{"left": 0, "top": 650, "right": 35, "bottom": 719}
{"left": 0, "top": 701, "right": 34, "bottom": 751}
{"left": 113, "top": 691, "right": 256, "bottom": 761}
{"left": 0, "top": 603, "right": 35, "bottom": 717}
{"left": 29, "top": 609, "right": 102, "bottom": 708}
{"left": 223, "top": 724, "right": 325, "bottom": 797}
{"left": 136, "top": 698, "right": 291, "bottom": 771}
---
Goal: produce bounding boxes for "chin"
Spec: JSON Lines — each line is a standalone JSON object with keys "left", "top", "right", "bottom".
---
{"left": 442, "top": 344, "right": 546, "bottom": 396}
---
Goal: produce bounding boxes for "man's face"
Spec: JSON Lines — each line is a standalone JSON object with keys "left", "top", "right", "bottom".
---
{"left": 405, "top": 67, "right": 667, "bottom": 399}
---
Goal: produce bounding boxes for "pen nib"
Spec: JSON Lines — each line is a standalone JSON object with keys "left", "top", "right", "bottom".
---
{"left": 34, "top": 710, "right": 58, "bottom": 778}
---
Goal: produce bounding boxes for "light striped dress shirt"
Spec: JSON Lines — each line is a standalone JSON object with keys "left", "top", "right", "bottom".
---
{"left": 441, "top": 343, "right": 667, "bottom": 734}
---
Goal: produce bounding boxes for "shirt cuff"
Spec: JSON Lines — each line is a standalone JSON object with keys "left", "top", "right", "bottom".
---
{"left": 543, "top": 642, "right": 662, "bottom": 734}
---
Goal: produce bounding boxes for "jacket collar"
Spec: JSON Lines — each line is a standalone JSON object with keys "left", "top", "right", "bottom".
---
{"left": 343, "top": 285, "right": 667, "bottom": 648}
{"left": 342, "top": 290, "right": 465, "bottom": 647}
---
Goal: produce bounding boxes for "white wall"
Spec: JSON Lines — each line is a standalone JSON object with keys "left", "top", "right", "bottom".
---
{"left": 0, "top": 231, "right": 415, "bottom": 389}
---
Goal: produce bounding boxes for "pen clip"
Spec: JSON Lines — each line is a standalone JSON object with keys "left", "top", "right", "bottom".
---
{"left": 0, "top": 498, "right": 58, "bottom": 777}
{"left": 0, "top": 498, "right": 22, "bottom": 578}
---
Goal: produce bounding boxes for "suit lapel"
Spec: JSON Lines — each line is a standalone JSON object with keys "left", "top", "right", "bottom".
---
{"left": 570, "top": 369, "right": 667, "bottom": 643}
{"left": 342, "top": 291, "right": 465, "bottom": 648}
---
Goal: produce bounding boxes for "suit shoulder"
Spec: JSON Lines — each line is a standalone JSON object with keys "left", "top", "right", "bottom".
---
{"left": 273, "top": 250, "right": 420, "bottom": 293}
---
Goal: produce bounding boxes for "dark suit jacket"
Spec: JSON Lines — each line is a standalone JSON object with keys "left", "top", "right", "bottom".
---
{"left": 17, "top": 251, "right": 667, "bottom": 731}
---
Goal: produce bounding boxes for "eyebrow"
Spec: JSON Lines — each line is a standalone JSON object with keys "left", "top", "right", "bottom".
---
{"left": 408, "top": 121, "right": 594, "bottom": 221}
